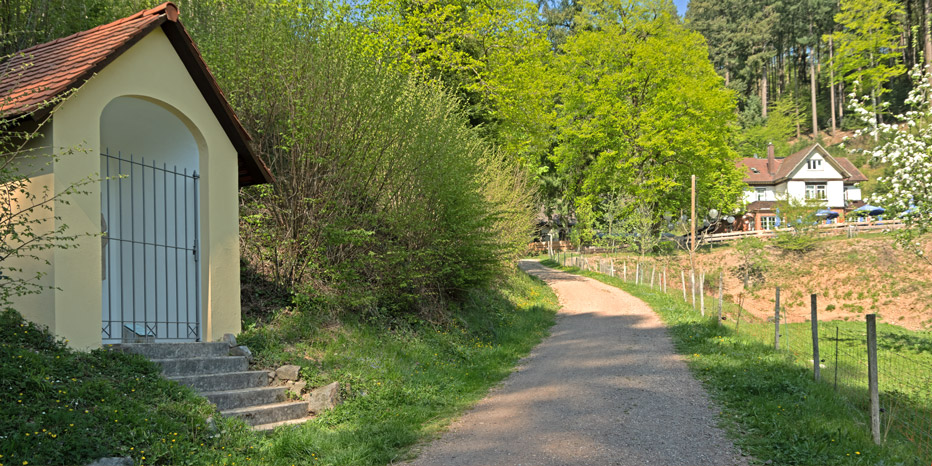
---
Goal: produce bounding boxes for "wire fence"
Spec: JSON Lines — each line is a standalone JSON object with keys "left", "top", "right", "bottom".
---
{"left": 549, "top": 250, "right": 932, "bottom": 461}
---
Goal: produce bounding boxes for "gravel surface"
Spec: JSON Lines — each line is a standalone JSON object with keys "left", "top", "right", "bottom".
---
{"left": 404, "top": 260, "right": 747, "bottom": 466}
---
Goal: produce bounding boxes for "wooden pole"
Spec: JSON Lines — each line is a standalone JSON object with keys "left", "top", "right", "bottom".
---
{"left": 690, "top": 269, "right": 696, "bottom": 308}
{"left": 651, "top": 265, "right": 655, "bottom": 289}
{"left": 699, "top": 271, "right": 705, "bottom": 316}
{"left": 663, "top": 267, "right": 668, "bottom": 293}
{"left": 811, "top": 294, "right": 820, "bottom": 381}
{"left": 690, "top": 175, "right": 696, "bottom": 278}
{"left": 867, "top": 313, "right": 881, "bottom": 445}
{"left": 717, "top": 271, "right": 724, "bottom": 325}
{"left": 775, "top": 287, "right": 781, "bottom": 350}
{"left": 624, "top": 261, "right": 627, "bottom": 282}
{"left": 829, "top": 35, "right": 837, "bottom": 135}
{"left": 636, "top": 262, "right": 640, "bottom": 285}
{"left": 681, "top": 269, "right": 687, "bottom": 301}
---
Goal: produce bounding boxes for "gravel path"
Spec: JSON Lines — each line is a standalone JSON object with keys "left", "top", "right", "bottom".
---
{"left": 405, "top": 260, "right": 747, "bottom": 466}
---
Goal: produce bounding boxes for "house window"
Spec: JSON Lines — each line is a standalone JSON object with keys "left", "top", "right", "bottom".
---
{"left": 805, "top": 183, "right": 826, "bottom": 200}
{"left": 761, "top": 216, "right": 777, "bottom": 230}
{"left": 755, "top": 187, "right": 766, "bottom": 201}
{"left": 807, "top": 158, "right": 823, "bottom": 170}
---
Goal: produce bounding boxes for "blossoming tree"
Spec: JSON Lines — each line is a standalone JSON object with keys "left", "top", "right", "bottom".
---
{"left": 847, "top": 66, "right": 932, "bottom": 261}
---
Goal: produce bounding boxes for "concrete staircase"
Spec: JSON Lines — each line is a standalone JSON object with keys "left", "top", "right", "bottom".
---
{"left": 113, "top": 342, "right": 310, "bottom": 430}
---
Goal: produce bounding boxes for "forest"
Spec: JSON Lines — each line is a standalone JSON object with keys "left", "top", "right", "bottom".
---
{"left": 2, "top": 0, "right": 931, "bottom": 316}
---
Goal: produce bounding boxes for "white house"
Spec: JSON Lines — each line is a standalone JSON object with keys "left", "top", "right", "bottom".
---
{"left": 0, "top": 3, "right": 271, "bottom": 349}
{"left": 737, "top": 144, "right": 867, "bottom": 230}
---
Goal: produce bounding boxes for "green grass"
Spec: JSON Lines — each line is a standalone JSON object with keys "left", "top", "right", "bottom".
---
{"left": 541, "top": 259, "right": 924, "bottom": 466}
{"left": 237, "top": 269, "right": 558, "bottom": 465}
{"left": 1, "top": 269, "right": 558, "bottom": 466}
{"left": 0, "top": 309, "right": 257, "bottom": 466}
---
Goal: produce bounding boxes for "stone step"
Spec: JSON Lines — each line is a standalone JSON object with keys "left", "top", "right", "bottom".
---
{"left": 221, "top": 401, "right": 310, "bottom": 426}
{"left": 168, "top": 370, "right": 267, "bottom": 393}
{"left": 203, "top": 387, "right": 287, "bottom": 411}
{"left": 253, "top": 416, "right": 314, "bottom": 432}
{"left": 112, "top": 342, "right": 231, "bottom": 359}
{"left": 153, "top": 356, "right": 248, "bottom": 376}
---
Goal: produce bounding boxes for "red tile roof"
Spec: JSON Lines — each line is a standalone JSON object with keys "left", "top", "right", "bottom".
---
{"left": 738, "top": 157, "right": 783, "bottom": 184}
{"left": 738, "top": 144, "right": 867, "bottom": 185}
{"left": 835, "top": 157, "right": 868, "bottom": 182}
{"left": 0, "top": 2, "right": 272, "bottom": 186}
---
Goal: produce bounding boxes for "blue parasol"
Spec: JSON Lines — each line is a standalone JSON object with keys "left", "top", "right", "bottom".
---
{"left": 815, "top": 209, "right": 839, "bottom": 219}
{"left": 854, "top": 204, "right": 886, "bottom": 216}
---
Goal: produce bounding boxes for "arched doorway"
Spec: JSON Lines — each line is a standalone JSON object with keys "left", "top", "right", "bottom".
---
{"left": 100, "top": 96, "right": 202, "bottom": 343}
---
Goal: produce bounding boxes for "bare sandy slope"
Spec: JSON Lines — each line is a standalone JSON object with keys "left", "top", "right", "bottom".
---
{"left": 404, "top": 260, "right": 746, "bottom": 466}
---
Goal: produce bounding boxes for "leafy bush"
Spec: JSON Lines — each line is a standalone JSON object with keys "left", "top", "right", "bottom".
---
{"left": 178, "top": 2, "right": 533, "bottom": 317}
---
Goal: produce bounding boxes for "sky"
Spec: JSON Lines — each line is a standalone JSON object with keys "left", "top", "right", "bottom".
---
{"left": 674, "top": 0, "right": 688, "bottom": 16}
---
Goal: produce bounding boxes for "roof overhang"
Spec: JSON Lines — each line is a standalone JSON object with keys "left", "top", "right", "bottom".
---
{"left": 0, "top": 2, "right": 272, "bottom": 187}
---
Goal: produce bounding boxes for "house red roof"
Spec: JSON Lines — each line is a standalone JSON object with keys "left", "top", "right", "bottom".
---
{"left": 0, "top": 2, "right": 272, "bottom": 186}
{"left": 834, "top": 157, "right": 868, "bottom": 182}
{"left": 737, "top": 144, "right": 867, "bottom": 185}
{"left": 738, "top": 157, "right": 783, "bottom": 184}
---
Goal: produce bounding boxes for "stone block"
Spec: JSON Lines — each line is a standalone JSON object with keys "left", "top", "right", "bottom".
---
{"left": 89, "top": 457, "right": 133, "bottom": 466}
{"left": 307, "top": 381, "right": 341, "bottom": 414}
{"left": 230, "top": 345, "right": 253, "bottom": 362}
{"left": 276, "top": 364, "right": 301, "bottom": 381}
{"left": 221, "top": 333, "right": 237, "bottom": 347}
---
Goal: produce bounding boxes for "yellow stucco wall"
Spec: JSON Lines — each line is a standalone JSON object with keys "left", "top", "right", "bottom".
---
{"left": 8, "top": 128, "right": 57, "bottom": 331}
{"left": 9, "top": 26, "right": 242, "bottom": 349}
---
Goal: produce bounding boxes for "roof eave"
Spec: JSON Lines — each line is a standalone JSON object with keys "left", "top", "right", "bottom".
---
{"left": 159, "top": 20, "right": 272, "bottom": 186}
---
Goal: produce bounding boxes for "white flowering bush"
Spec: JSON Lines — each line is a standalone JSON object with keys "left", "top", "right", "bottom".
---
{"left": 846, "top": 66, "right": 932, "bottom": 260}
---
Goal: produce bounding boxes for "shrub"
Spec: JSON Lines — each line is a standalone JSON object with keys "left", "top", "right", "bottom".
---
{"left": 179, "top": 2, "right": 534, "bottom": 317}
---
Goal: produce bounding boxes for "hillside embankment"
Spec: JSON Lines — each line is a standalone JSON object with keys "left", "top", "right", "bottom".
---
{"left": 582, "top": 234, "right": 932, "bottom": 331}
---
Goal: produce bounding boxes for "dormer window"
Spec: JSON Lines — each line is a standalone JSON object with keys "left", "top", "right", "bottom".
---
{"left": 807, "top": 158, "right": 823, "bottom": 170}
{"left": 750, "top": 167, "right": 760, "bottom": 174}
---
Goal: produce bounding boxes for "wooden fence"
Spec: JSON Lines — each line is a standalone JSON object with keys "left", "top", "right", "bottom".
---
{"left": 702, "top": 219, "right": 905, "bottom": 244}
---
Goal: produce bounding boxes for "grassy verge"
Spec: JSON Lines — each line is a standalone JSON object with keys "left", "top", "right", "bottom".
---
{"left": 237, "top": 268, "right": 558, "bottom": 464}
{"left": 540, "top": 259, "right": 923, "bottom": 466}
{"left": 0, "top": 309, "right": 256, "bottom": 466}
{"left": 1, "top": 268, "right": 558, "bottom": 466}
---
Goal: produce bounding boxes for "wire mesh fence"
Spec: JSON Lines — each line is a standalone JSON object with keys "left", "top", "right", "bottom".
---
{"left": 548, "top": 250, "right": 932, "bottom": 461}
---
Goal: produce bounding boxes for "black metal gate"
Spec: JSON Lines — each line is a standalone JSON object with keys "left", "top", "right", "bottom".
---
{"left": 101, "top": 150, "right": 200, "bottom": 343}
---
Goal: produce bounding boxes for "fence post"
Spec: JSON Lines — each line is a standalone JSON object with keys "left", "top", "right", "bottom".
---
{"left": 690, "top": 269, "right": 696, "bottom": 308}
{"left": 611, "top": 259, "right": 614, "bottom": 277}
{"left": 636, "top": 262, "right": 640, "bottom": 285}
{"left": 624, "top": 261, "right": 627, "bottom": 282}
{"left": 867, "top": 313, "right": 881, "bottom": 445}
{"left": 834, "top": 325, "right": 839, "bottom": 391}
{"left": 681, "top": 269, "right": 687, "bottom": 301}
{"left": 811, "top": 294, "right": 820, "bottom": 381}
{"left": 699, "top": 271, "right": 705, "bottom": 316}
{"left": 651, "top": 265, "right": 655, "bottom": 289}
{"left": 663, "top": 267, "right": 667, "bottom": 293}
{"left": 774, "top": 287, "right": 781, "bottom": 350}
{"left": 717, "top": 271, "right": 724, "bottom": 325}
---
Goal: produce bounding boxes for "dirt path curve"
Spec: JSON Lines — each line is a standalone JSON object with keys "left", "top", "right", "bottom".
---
{"left": 406, "top": 260, "right": 747, "bottom": 466}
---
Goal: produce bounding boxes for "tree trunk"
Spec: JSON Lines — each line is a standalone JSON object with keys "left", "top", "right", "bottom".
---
{"left": 925, "top": 0, "right": 932, "bottom": 89}
{"left": 810, "top": 23, "right": 819, "bottom": 139}
{"left": 762, "top": 69, "right": 768, "bottom": 118}
{"left": 778, "top": 50, "right": 785, "bottom": 97}
{"left": 829, "top": 36, "right": 837, "bottom": 136}
{"left": 795, "top": 50, "right": 802, "bottom": 139}
{"left": 870, "top": 51, "right": 880, "bottom": 139}
{"left": 839, "top": 81, "right": 845, "bottom": 120}
{"left": 906, "top": 0, "right": 916, "bottom": 69}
